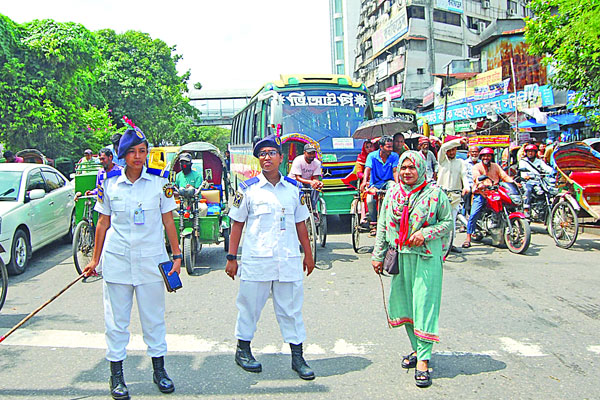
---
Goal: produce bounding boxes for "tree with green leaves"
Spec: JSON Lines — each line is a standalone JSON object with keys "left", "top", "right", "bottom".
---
{"left": 525, "top": 0, "right": 600, "bottom": 125}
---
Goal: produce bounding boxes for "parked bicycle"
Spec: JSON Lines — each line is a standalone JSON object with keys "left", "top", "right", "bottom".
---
{"left": 73, "top": 195, "right": 97, "bottom": 276}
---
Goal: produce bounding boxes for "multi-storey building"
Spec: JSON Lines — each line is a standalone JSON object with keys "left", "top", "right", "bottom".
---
{"left": 329, "top": 0, "right": 361, "bottom": 76}
{"left": 354, "top": 0, "right": 531, "bottom": 109}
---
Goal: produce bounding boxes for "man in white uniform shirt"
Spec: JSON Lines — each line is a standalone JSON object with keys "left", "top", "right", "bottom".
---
{"left": 437, "top": 137, "right": 470, "bottom": 253}
{"left": 226, "top": 135, "right": 316, "bottom": 380}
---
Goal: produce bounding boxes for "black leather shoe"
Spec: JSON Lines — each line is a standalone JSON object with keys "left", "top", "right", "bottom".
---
{"left": 109, "top": 361, "right": 130, "bottom": 400}
{"left": 152, "top": 356, "right": 175, "bottom": 394}
{"left": 290, "top": 343, "right": 315, "bottom": 380}
{"left": 235, "top": 340, "right": 262, "bottom": 372}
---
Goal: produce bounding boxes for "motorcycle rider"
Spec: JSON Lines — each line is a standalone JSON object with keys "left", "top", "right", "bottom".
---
{"left": 462, "top": 147, "right": 515, "bottom": 248}
{"left": 518, "top": 143, "right": 555, "bottom": 216}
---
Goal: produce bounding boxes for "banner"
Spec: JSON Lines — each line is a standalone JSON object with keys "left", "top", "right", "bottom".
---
{"left": 372, "top": 9, "right": 408, "bottom": 54}
{"left": 436, "top": 0, "right": 463, "bottom": 13}
{"left": 419, "top": 85, "right": 555, "bottom": 126}
{"left": 386, "top": 83, "right": 403, "bottom": 100}
{"left": 469, "top": 135, "right": 510, "bottom": 147}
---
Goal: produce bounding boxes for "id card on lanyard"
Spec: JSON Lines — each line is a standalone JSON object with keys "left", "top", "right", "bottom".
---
{"left": 134, "top": 202, "right": 145, "bottom": 225}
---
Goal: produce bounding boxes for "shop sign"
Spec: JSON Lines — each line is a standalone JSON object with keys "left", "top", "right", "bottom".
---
{"left": 389, "top": 55, "right": 405, "bottom": 73}
{"left": 517, "top": 132, "right": 531, "bottom": 144}
{"left": 436, "top": 0, "right": 463, "bottom": 14}
{"left": 372, "top": 8, "right": 408, "bottom": 54}
{"left": 469, "top": 135, "right": 510, "bottom": 147}
{"left": 419, "top": 85, "right": 555, "bottom": 126}
{"left": 422, "top": 86, "right": 435, "bottom": 107}
{"left": 377, "top": 62, "right": 388, "bottom": 81}
{"left": 386, "top": 83, "right": 403, "bottom": 100}
{"left": 454, "top": 120, "right": 472, "bottom": 132}
{"left": 332, "top": 138, "right": 354, "bottom": 149}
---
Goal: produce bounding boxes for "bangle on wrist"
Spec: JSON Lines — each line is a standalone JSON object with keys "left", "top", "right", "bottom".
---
{"left": 172, "top": 254, "right": 183, "bottom": 260}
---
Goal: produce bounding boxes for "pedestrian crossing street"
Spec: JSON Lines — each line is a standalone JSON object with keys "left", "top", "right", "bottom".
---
{"left": 3, "top": 328, "right": 599, "bottom": 358}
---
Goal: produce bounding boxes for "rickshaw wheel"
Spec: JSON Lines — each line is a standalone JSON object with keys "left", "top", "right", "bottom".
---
{"left": 73, "top": 220, "right": 94, "bottom": 276}
{"left": 550, "top": 200, "right": 579, "bottom": 249}
{"left": 306, "top": 216, "right": 317, "bottom": 265}
{"left": 318, "top": 198, "right": 327, "bottom": 247}
{"left": 223, "top": 228, "right": 230, "bottom": 252}
{"left": 443, "top": 226, "right": 454, "bottom": 260}
{"left": 351, "top": 199, "right": 360, "bottom": 253}
{"left": 183, "top": 236, "right": 200, "bottom": 275}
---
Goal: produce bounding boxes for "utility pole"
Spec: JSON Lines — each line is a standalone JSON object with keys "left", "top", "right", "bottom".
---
{"left": 441, "top": 63, "right": 451, "bottom": 136}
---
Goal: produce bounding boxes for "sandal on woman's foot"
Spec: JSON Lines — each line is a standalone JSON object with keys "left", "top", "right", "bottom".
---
{"left": 415, "top": 369, "right": 432, "bottom": 388}
{"left": 461, "top": 241, "right": 471, "bottom": 248}
{"left": 369, "top": 229, "right": 377, "bottom": 237}
{"left": 401, "top": 352, "right": 417, "bottom": 369}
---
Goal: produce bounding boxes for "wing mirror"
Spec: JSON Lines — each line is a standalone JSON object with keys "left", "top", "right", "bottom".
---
{"left": 26, "top": 189, "right": 46, "bottom": 202}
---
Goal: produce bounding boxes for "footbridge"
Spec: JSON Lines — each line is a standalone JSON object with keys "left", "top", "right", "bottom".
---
{"left": 188, "top": 88, "right": 255, "bottom": 126}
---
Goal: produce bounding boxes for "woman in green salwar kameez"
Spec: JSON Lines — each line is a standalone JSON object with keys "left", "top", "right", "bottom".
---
{"left": 372, "top": 151, "right": 452, "bottom": 388}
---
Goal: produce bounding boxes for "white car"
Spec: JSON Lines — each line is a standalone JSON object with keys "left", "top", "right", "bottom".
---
{"left": 0, "top": 163, "right": 76, "bottom": 275}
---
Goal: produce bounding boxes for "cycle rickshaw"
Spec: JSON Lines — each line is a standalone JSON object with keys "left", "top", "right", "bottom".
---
{"left": 549, "top": 141, "right": 600, "bottom": 248}
{"left": 168, "top": 142, "right": 232, "bottom": 275}
{"left": 72, "top": 161, "right": 103, "bottom": 275}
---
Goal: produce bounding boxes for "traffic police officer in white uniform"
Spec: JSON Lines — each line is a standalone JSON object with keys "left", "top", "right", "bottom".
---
{"left": 226, "top": 135, "right": 316, "bottom": 380}
{"left": 84, "top": 124, "right": 182, "bottom": 399}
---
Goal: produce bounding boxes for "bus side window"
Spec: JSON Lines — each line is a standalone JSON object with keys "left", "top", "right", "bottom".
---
{"left": 232, "top": 117, "right": 239, "bottom": 145}
{"left": 263, "top": 100, "right": 271, "bottom": 137}
{"left": 244, "top": 103, "right": 255, "bottom": 144}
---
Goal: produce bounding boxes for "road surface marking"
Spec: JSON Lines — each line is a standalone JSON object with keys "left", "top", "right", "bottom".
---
{"left": 499, "top": 337, "right": 547, "bottom": 357}
{"left": 1, "top": 329, "right": 367, "bottom": 355}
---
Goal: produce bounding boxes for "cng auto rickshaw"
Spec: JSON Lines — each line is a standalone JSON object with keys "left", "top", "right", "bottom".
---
{"left": 169, "top": 142, "right": 231, "bottom": 275}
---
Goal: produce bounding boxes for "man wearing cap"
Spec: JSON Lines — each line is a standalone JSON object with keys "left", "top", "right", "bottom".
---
{"left": 418, "top": 137, "right": 438, "bottom": 182}
{"left": 78, "top": 148, "right": 99, "bottom": 170}
{"left": 75, "top": 147, "right": 122, "bottom": 201}
{"left": 437, "top": 137, "right": 470, "bottom": 253}
{"left": 83, "top": 124, "right": 182, "bottom": 399}
{"left": 288, "top": 143, "right": 323, "bottom": 213}
{"left": 175, "top": 152, "right": 203, "bottom": 192}
{"left": 225, "top": 135, "right": 316, "bottom": 380}
{"left": 518, "top": 143, "right": 554, "bottom": 215}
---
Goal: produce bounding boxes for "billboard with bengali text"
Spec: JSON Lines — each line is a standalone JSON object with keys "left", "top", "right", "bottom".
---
{"left": 372, "top": 9, "right": 408, "bottom": 54}
{"left": 436, "top": 0, "right": 463, "bottom": 13}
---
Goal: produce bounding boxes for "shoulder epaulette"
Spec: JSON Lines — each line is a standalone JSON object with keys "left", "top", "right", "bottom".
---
{"left": 105, "top": 169, "right": 122, "bottom": 180}
{"left": 146, "top": 167, "right": 169, "bottom": 179}
{"left": 284, "top": 176, "right": 303, "bottom": 189}
{"left": 239, "top": 176, "right": 259, "bottom": 191}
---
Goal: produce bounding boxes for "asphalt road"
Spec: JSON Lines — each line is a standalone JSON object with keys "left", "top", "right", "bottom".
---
{"left": 0, "top": 218, "right": 599, "bottom": 399}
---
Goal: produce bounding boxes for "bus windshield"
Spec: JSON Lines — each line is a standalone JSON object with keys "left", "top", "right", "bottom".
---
{"left": 281, "top": 89, "right": 368, "bottom": 142}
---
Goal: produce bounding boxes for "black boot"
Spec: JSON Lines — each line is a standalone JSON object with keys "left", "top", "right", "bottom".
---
{"left": 152, "top": 356, "right": 175, "bottom": 394}
{"left": 235, "top": 340, "right": 262, "bottom": 372}
{"left": 290, "top": 343, "right": 315, "bottom": 380}
{"left": 109, "top": 361, "right": 130, "bottom": 400}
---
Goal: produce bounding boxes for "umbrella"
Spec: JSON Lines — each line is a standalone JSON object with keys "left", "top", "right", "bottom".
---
{"left": 352, "top": 117, "right": 420, "bottom": 140}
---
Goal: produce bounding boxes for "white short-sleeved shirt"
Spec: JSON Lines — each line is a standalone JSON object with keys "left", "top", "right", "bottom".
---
{"left": 288, "top": 156, "right": 322, "bottom": 180}
{"left": 228, "top": 173, "right": 310, "bottom": 282}
{"left": 94, "top": 166, "right": 177, "bottom": 285}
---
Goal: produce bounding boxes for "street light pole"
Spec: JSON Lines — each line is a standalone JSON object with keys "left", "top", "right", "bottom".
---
{"left": 441, "top": 63, "right": 450, "bottom": 136}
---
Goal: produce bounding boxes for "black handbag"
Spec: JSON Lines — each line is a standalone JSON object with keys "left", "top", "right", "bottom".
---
{"left": 382, "top": 246, "right": 399, "bottom": 275}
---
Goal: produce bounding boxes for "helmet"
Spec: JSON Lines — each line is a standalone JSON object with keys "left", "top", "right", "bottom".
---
{"left": 524, "top": 144, "right": 538, "bottom": 151}
{"left": 480, "top": 147, "right": 494, "bottom": 156}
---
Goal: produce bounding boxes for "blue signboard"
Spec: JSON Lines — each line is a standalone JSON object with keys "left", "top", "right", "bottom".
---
{"left": 419, "top": 85, "right": 555, "bottom": 125}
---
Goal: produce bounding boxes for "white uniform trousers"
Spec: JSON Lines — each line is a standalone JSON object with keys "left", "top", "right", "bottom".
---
{"left": 103, "top": 281, "right": 167, "bottom": 361}
{"left": 235, "top": 280, "right": 306, "bottom": 345}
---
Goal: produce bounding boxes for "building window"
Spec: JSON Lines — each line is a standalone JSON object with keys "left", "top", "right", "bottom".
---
{"left": 336, "top": 41, "right": 345, "bottom": 61}
{"left": 417, "top": 68, "right": 425, "bottom": 75}
{"left": 334, "top": 0, "right": 343, "bottom": 13}
{"left": 336, "top": 64, "right": 346, "bottom": 75}
{"left": 407, "top": 6, "right": 425, "bottom": 20}
{"left": 335, "top": 17, "right": 344, "bottom": 37}
{"left": 433, "top": 10, "right": 461, "bottom": 26}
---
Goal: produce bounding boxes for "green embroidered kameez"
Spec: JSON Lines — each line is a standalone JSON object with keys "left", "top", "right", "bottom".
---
{"left": 372, "top": 151, "right": 452, "bottom": 360}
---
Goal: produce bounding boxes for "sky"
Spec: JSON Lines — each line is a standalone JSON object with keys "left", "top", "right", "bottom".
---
{"left": 1, "top": 0, "right": 332, "bottom": 92}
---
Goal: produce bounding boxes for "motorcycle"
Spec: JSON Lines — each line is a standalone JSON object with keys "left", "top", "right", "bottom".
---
{"left": 471, "top": 176, "right": 531, "bottom": 254}
{"left": 520, "top": 172, "right": 559, "bottom": 229}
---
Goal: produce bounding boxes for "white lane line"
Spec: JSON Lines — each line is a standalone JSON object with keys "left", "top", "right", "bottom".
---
{"left": 499, "top": 337, "right": 547, "bottom": 357}
{"left": 588, "top": 345, "right": 600, "bottom": 354}
{"left": 0, "top": 329, "right": 368, "bottom": 355}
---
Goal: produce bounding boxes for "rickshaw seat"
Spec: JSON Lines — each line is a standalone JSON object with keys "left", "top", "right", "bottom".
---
{"left": 200, "top": 189, "right": 220, "bottom": 203}
{"left": 569, "top": 171, "right": 600, "bottom": 193}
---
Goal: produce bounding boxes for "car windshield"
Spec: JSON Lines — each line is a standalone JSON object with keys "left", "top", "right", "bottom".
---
{"left": 0, "top": 171, "right": 23, "bottom": 201}
{"left": 281, "top": 89, "right": 368, "bottom": 143}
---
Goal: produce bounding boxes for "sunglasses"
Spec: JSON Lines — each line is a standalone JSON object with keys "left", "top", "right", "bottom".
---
{"left": 258, "top": 150, "right": 279, "bottom": 158}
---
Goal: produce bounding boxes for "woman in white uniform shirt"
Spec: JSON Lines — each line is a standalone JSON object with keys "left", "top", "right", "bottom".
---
{"left": 84, "top": 125, "right": 182, "bottom": 400}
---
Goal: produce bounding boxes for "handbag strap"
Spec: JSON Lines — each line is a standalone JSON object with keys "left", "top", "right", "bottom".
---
{"left": 378, "top": 273, "right": 392, "bottom": 329}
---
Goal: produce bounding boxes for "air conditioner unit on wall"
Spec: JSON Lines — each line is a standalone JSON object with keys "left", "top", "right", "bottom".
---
{"left": 386, "top": 54, "right": 394, "bottom": 62}
{"left": 478, "top": 21, "right": 487, "bottom": 33}
{"left": 482, "top": 0, "right": 490, "bottom": 9}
